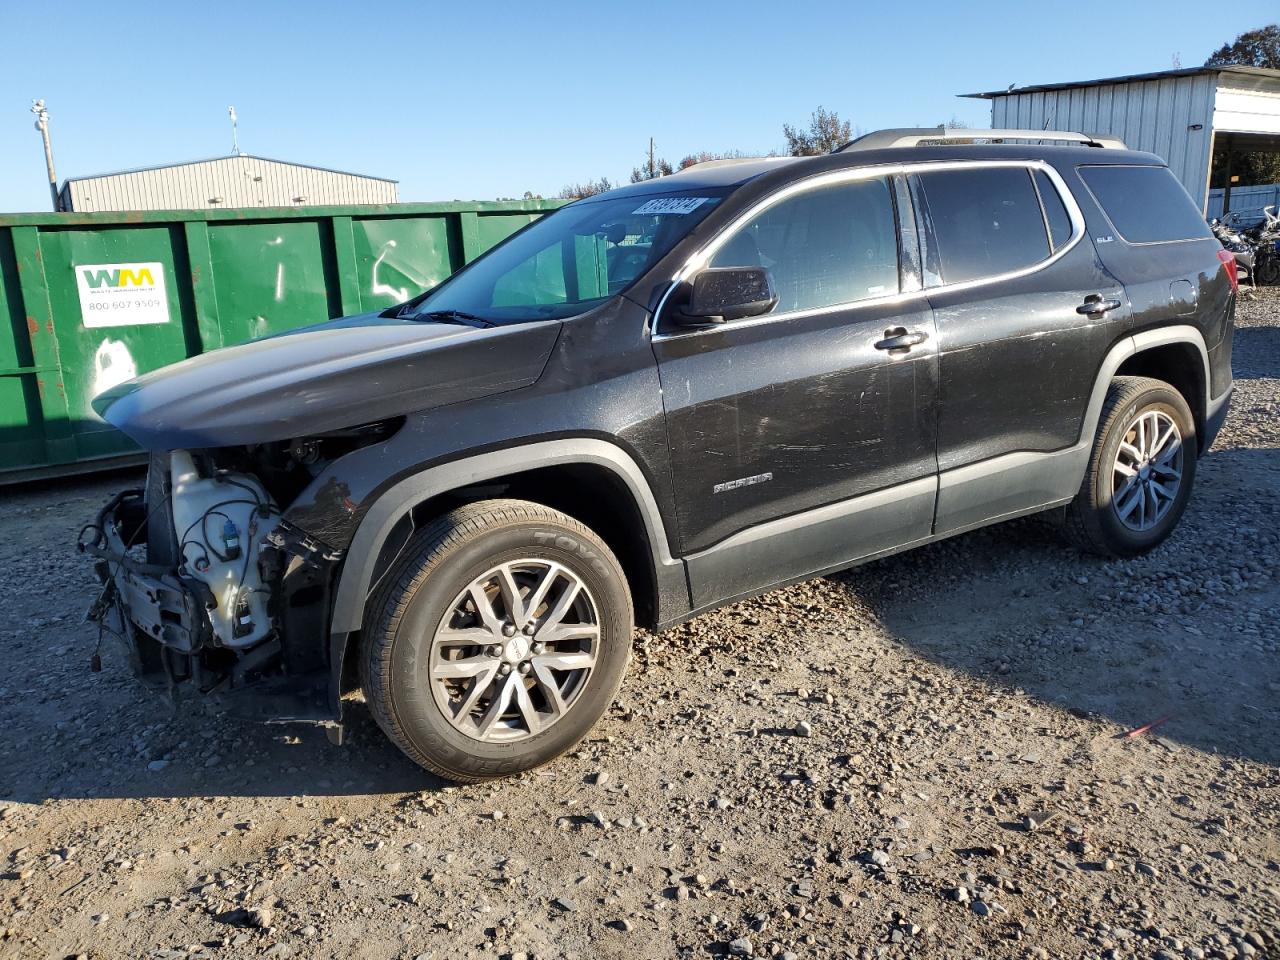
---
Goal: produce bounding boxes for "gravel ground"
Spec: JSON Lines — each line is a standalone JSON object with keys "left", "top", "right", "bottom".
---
{"left": 1, "top": 292, "right": 1278, "bottom": 960}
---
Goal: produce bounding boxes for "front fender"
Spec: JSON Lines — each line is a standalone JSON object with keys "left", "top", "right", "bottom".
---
{"left": 326, "top": 438, "right": 686, "bottom": 637}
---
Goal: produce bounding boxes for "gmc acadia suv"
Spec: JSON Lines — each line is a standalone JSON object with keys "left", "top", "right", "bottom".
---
{"left": 83, "top": 129, "right": 1236, "bottom": 781}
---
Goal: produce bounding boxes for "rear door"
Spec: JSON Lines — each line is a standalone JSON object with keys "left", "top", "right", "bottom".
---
{"left": 652, "top": 173, "right": 939, "bottom": 606}
{"left": 911, "top": 161, "right": 1130, "bottom": 533}
{"left": 1075, "top": 164, "right": 1234, "bottom": 374}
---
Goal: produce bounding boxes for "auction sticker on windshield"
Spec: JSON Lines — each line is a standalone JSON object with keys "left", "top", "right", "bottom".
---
{"left": 75, "top": 262, "right": 170, "bottom": 328}
{"left": 632, "top": 197, "right": 711, "bottom": 216}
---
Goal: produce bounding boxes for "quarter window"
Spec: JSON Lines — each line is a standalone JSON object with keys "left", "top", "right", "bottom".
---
{"left": 914, "top": 167, "right": 1052, "bottom": 284}
{"left": 1078, "top": 165, "right": 1214, "bottom": 244}
{"left": 709, "top": 177, "right": 899, "bottom": 314}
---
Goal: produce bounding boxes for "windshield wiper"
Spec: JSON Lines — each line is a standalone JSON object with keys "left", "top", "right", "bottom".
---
{"left": 406, "top": 309, "right": 495, "bottom": 328}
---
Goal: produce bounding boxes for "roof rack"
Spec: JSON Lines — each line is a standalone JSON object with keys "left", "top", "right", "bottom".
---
{"left": 835, "top": 126, "right": 1127, "bottom": 152}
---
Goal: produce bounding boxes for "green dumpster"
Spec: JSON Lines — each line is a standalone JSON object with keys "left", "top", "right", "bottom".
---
{"left": 0, "top": 199, "right": 565, "bottom": 482}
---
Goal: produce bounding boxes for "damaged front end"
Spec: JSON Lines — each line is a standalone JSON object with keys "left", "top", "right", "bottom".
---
{"left": 80, "top": 423, "right": 395, "bottom": 734}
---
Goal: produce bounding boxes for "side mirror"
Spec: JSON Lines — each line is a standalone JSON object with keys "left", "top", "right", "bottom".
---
{"left": 670, "top": 266, "right": 778, "bottom": 328}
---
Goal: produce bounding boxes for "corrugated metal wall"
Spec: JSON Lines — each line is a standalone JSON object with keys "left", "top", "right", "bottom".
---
{"left": 1214, "top": 71, "right": 1280, "bottom": 134}
{"left": 63, "top": 155, "right": 399, "bottom": 212}
{"left": 989, "top": 73, "right": 1218, "bottom": 210}
{"left": 1207, "top": 182, "right": 1280, "bottom": 225}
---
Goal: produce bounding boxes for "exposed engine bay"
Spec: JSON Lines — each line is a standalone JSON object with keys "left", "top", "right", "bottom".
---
{"left": 79, "top": 421, "right": 398, "bottom": 724}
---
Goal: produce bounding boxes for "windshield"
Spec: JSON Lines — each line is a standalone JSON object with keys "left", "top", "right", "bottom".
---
{"left": 406, "top": 190, "right": 727, "bottom": 323}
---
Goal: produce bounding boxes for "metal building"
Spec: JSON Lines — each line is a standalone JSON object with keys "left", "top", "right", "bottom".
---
{"left": 963, "top": 65, "right": 1280, "bottom": 221}
{"left": 58, "top": 154, "right": 398, "bottom": 212}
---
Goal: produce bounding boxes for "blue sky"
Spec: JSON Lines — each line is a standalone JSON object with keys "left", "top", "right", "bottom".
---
{"left": 0, "top": 1, "right": 1265, "bottom": 212}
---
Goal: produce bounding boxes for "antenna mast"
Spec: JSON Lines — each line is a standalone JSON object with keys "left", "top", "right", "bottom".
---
{"left": 31, "top": 100, "right": 60, "bottom": 212}
{"left": 229, "top": 106, "right": 241, "bottom": 156}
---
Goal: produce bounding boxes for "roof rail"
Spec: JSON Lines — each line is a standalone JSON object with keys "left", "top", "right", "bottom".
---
{"left": 835, "top": 126, "right": 1128, "bottom": 152}
{"left": 675, "top": 156, "right": 792, "bottom": 172}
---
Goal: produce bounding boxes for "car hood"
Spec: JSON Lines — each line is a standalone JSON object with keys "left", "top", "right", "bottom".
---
{"left": 93, "top": 312, "right": 561, "bottom": 449}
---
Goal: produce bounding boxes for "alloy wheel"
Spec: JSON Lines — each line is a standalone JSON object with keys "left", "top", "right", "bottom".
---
{"left": 428, "top": 560, "right": 599, "bottom": 742}
{"left": 1111, "top": 409, "right": 1184, "bottom": 532}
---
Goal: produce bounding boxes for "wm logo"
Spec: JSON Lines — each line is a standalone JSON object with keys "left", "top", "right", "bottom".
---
{"left": 82, "top": 267, "right": 155, "bottom": 289}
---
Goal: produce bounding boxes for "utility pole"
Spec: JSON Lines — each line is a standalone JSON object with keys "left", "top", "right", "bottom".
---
{"left": 30, "top": 100, "right": 60, "bottom": 212}
{"left": 648, "top": 137, "right": 655, "bottom": 179}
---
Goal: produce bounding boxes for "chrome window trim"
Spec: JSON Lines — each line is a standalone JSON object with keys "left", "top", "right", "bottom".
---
{"left": 649, "top": 159, "right": 1086, "bottom": 342}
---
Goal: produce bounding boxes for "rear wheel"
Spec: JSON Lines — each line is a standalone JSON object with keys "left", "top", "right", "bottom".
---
{"left": 362, "top": 499, "right": 632, "bottom": 782}
{"left": 1256, "top": 254, "right": 1280, "bottom": 287}
{"left": 1063, "top": 376, "right": 1197, "bottom": 557}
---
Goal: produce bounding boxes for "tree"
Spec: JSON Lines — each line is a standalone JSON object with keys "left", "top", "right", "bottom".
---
{"left": 630, "top": 158, "right": 673, "bottom": 183}
{"left": 782, "top": 106, "right": 853, "bottom": 156}
{"left": 558, "top": 177, "right": 613, "bottom": 200}
{"left": 677, "top": 150, "right": 754, "bottom": 170}
{"left": 1204, "top": 23, "right": 1280, "bottom": 68}
{"left": 630, "top": 138, "right": 675, "bottom": 183}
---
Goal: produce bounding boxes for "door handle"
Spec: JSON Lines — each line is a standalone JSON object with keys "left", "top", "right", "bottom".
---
{"left": 874, "top": 328, "right": 929, "bottom": 352}
{"left": 1077, "top": 295, "right": 1122, "bottom": 316}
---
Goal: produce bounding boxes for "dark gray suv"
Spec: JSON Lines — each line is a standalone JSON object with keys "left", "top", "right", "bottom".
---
{"left": 84, "top": 128, "right": 1236, "bottom": 780}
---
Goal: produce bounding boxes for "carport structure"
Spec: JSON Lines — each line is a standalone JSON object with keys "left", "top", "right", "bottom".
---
{"left": 964, "top": 65, "right": 1280, "bottom": 225}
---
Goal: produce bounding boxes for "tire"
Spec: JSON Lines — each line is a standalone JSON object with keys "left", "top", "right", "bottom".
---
{"left": 1063, "top": 376, "right": 1197, "bottom": 557}
{"left": 361, "top": 499, "right": 633, "bottom": 782}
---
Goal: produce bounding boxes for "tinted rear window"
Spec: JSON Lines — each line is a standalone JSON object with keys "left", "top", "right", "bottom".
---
{"left": 915, "top": 167, "right": 1051, "bottom": 284}
{"left": 1078, "top": 166, "right": 1213, "bottom": 244}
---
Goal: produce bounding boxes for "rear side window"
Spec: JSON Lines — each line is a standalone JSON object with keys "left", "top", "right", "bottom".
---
{"left": 710, "top": 177, "right": 899, "bottom": 314}
{"left": 1033, "top": 170, "right": 1073, "bottom": 250}
{"left": 914, "top": 167, "right": 1051, "bottom": 284}
{"left": 1078, "top": 165, "right": 1213, "bottom": 244}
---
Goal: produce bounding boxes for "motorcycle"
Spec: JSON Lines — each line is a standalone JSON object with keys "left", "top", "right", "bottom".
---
{"left": 1242, "top": 205, "right": 1280, "bottom": 286}
{"left": 1211, "top": 215, "right": 1256, "bottom": 289}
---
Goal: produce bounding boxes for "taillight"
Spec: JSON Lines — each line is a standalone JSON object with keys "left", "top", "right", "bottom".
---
{"left": 1217, "top": 248, "right": 1239, "bottom": 293}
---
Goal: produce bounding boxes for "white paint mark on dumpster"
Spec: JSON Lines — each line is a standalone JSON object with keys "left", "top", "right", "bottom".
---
{"left": 372, "top": 240, "right": 410, "bottom": 303}
{"left": 91, "top": 338, "right": 137, "bottom": 397}
{"left": 269, "top": 236, "right": 285, "bottom": 302}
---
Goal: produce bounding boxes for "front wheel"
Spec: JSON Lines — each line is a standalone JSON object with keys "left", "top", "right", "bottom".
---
{"left": 362, "top": 499, "right": 633, "bottom": 782}
{"left": 1062, "top": 376, "right": 1198, "bottom": 557}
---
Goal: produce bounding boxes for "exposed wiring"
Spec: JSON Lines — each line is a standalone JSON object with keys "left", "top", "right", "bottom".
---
{"left": 200, "top": 509, "right": 236, "bottom": 563}
{"left": 86, "top": 492, "right": 173, "bottom": 671}
{"left": 179, "top": 538, "right": 212, "bottom": 572}
{"left": 174, "top": 498, "right": 279, "bottom": 577}
{"left": 94, "top": 475, "right": 283, "bottom": 662}
{"left": 215, "top": 475, "right": 269, "bottom": 506}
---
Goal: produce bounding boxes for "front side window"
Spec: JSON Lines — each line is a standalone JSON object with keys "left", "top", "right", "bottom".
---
{"left": 914, "top": 167, "right": 1051, "bottom": 284}
{"left": 408, "top": 191, "right": 725, "bottom": 323}
{"left": 709, "top": 177, "right": 899, "bottom": 314}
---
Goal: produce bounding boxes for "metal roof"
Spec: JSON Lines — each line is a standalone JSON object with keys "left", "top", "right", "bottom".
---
{"left": 62, "top": 153, "right": 397, "bottom": 185}
{"left": 963, "top": 64, "right": 1280, "bottom": 99}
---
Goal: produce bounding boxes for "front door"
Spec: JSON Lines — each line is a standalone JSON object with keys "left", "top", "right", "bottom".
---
{"left": 651, "top": 174, "right": 939, "bottom": 607}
